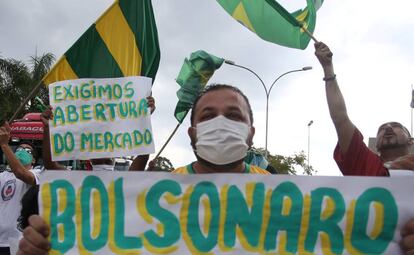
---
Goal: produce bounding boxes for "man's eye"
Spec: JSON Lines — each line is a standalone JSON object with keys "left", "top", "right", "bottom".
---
{"left": 227, "top": 112, "right": 243, "bottom": 121}
{"left": 200, "top": 114, "right": 214, "bottom": 122}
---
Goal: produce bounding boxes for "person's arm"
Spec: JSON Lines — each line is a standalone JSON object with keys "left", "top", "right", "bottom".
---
{"left": 0, "top": 123, "right": 37, "bottom": 185}
{"left": 41, "top": 107, "right": 66, "bottom": 170}
{"left": 17, "top": 215, "right": 50, "bottom": 255}
{"left": 315, "top": 42, "right": 355, "bottom": 153}
{"left": 129, "top": 154, "right": 149, "bottom": 171}
{"left": 387, "top": 154, "right": 414, "bottom": 170}
{"left": 147, "top": 96, "right": 155, "bottom": 114}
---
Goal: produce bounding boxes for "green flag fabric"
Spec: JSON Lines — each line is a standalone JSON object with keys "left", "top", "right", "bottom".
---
{"left": 43, "top": 0, "right": 160, "bottom": 85}
{"left": 216, "top": 0, "right": 323, "bottom": 50}
{"left": 174, "top": 50, "right": 224, "bottom": 123}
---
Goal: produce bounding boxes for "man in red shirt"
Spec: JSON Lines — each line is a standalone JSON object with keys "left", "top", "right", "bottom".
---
{"left": 314, "top": 42, "right": 414, "bottom": 176}
{"left": 314, "top": 41, "right": 414, "bottom": 254}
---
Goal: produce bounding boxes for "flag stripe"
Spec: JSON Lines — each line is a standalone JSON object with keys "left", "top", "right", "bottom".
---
{"left": 295, "top": 8, "right": 310, "bottom": 32}
{"left": 118, "top": 0, "right": 160, "bottom": 79}
{"left": 65, "top": 26, "right": 123, "bottom": 78}
{"left": 232, "top": 3, "right": 256, "bottom": 32}
{"left": 263, "top": 0, "right": 301, "bottom": 27}
{"left": 295, "top": 8, "right": 309, "bottom": 23}
{"left": 95, "top": 3, "right": 142, "bottom": 76}
{"left": 42, "top": 0, "right": 160, "bottom": 86}
{"left": 43, "top": 57, "right": 78, "bottom": 85}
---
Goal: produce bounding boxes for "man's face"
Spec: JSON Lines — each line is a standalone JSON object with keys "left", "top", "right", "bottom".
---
{"left": 16, "top": 143, "right": 35, "bottom": 166}
{"left": 376, "top": 122, "right": 412, "bottom": 151}
{"left": 188, "top": 88, "right": 255, "bottom": 159}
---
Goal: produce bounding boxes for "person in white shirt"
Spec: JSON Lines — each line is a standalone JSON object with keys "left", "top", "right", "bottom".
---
{"left": 0, "top": 123, "right": 42, "bottom": 255}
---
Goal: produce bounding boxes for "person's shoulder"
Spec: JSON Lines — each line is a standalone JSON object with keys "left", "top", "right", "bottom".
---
{"left": 249, "top": 165, "right": 271, "bottom": 174}
{"left": 172, "top": 166, "right": 189, "bottom": 174}
{"left": 0, "top": 170, "right": 13, "bottom": 179}
{"left": 30, "top": 166, "right": 45, "bottom": 175}
{"left": 29, "top": 166, "right": 44, "bottom": 185}
{"left": 353, "top": 127, "right": 364, "bottom": 139}
{"left": 172, "top": 162, "right": 196, "bottom": 174}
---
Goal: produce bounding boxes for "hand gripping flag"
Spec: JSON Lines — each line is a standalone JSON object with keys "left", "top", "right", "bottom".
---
{"left": 174, "top": 51, "right": 224, "bottom": 123}
{"left": 216, "top": 0, "right": 323, "bottom": 49}
{"left": 42, "top": 0, "right": 160, "bottom": 85}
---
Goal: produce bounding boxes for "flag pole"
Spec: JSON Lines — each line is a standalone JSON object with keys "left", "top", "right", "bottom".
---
{"left": 8, "top": 80, "right": 44, "bottom": 123}
{"left": 301, "top": 25, "right": 319, "bottom": 43}
{"left": 154, "top": 123, "right": 182, "bottom": 159}
{"left": 154, "top": 111, "right": 189, "bottom": 159}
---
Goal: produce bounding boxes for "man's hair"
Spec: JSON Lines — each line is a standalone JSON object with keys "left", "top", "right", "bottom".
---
{"left": 190, "top": 84, "right": 254, "bottom": 126}
{"left": 402, "top": 126, "right": 411, "bottom": 137}
{"left": 17, "top": 140, "right": 37, "bottom": 160}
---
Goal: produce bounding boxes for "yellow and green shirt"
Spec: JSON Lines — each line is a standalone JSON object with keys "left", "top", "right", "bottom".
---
{"left": 172, "top": 162, "right": 270, "bottom": 174}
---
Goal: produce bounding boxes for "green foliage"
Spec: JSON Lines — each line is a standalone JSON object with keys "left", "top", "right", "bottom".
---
{"left": 151, "top": 156, "right": 175, "bottom": 172}
{"left": 252, "top": 147, "right": 316, "bottom": 175}
{"left": 0, "top": 53, "right": 55, "bottom": 121}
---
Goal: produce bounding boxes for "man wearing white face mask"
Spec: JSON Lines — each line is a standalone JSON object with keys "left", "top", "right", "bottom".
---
{"left": 0, "top": 123, "right": 42, "bottom": 255}
{"left": 173, "top": 84, "right": 269, "bottom": 174}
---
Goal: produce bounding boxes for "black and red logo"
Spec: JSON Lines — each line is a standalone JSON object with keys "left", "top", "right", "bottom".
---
{"left": 1, "top": 179, "right": 16, "bottom": 201}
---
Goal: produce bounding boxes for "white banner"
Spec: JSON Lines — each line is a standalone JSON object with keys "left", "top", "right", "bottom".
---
{"left": 39, "top": 171, "right": 414, "bottom": 254}
{"left": 48, "top": 76, "right": 154, "bottom": 161}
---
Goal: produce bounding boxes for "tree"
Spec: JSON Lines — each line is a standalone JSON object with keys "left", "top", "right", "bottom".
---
{"left": 251, "top": 147, "right": 316, "bottom": 175}
{"left": 0, "top": 53, "right": 55, "bottom": 121}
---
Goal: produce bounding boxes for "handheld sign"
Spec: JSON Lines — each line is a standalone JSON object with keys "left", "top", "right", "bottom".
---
{"left": 39, "top": 171, "right": 413, "bottom": 254}
{"left": 48, "top": 76, "right": 154, "bottom": 160}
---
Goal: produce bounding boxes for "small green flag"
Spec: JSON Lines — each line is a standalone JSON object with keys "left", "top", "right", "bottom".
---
{"left": 216, "top": 0, "right": 323, "bottom": 49}
{"left": 174, "top": 50, "right": 224, "bottom": 123}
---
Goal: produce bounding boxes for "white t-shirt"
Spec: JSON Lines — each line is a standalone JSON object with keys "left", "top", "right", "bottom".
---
{"left": 0, "top": 168, "right": 42, "bottom": 247}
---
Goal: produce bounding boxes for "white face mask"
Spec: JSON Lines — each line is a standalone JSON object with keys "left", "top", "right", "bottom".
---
{"left": 195, "top": 115, "right": 250, "bottom": 165}
{"left": 92, "top": 164, "right": 114, "bottom": 171}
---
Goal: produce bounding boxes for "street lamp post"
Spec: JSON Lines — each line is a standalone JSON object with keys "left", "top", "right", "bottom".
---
{"left": 225, "top": 60, "right": 312, "bottom": 158}
{"left": 307, "top": 120, "right": 313, "bottom": 168}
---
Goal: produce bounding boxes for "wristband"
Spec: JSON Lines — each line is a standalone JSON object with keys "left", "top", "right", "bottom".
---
{"left": 323, "top": 74, "right": 336, "bottom": 81}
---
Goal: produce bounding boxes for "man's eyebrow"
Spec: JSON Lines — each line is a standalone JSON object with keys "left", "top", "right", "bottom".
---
{"left": 200, "top": 107, "right": 215, "bottom": 113}
{"left": 226, "top": 106, "right": 243, "bottom": 112}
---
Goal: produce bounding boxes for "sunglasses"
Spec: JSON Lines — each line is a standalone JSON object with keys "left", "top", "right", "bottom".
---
{"left": 16, "top": 147, "right": 33, "bottom": 155}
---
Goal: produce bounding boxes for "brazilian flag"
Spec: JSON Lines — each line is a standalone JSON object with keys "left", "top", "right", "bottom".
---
{"left": 174, "top": 51, "right": 224, "bottom": 123}
{"left": 43, "top": 0, "right": 160, "bottom": 85}
{"left": 216, "top": 0, "right": 323, "bottom": 50}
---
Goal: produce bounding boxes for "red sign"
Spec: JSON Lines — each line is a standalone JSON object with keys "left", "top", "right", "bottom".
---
{"left": 10, "top": 113, "right": 44, "bottom": 140}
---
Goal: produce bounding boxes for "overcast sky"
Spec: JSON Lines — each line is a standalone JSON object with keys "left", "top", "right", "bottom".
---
{"left": 1, "top": 0, "right": 413, "bottom": 175}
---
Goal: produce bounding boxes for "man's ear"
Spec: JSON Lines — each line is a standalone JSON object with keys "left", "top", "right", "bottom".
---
{"left": 409, "top": 137, "right": 414, "bottom": 145}
{"left": 188, "top": 126, "right": 196, "bottom": 140}
{"left": 247, "top": 126, "right": 255, "bottom": 147}
{"left": 188, "top": 126, "right": 197, "bottom": 150}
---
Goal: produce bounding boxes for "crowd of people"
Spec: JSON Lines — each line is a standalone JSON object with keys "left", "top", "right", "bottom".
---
{"left": 1, "top": 42, "right": 414, "bottom": 254}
